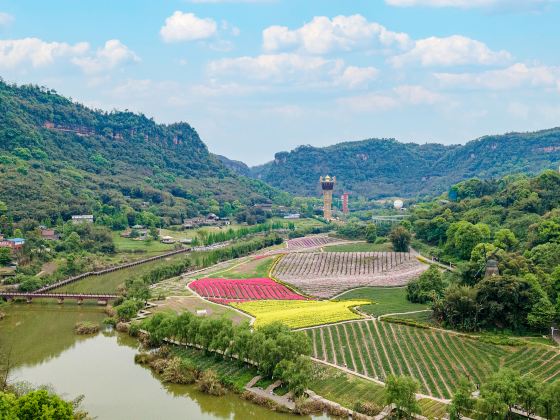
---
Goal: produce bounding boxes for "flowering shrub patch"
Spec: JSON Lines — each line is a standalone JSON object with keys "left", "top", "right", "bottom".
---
{"left": 230, "top": 299, "right": 370, "bottom": 329}
{"left": 190, "top": 277, "right": 306, "bottom": 303}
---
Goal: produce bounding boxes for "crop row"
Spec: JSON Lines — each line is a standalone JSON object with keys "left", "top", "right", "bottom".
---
{"left": 190, "top": 277, "right": 305, "bottom": 303}
{"left": 307, "top": 320, "right": 519, "bottom": 399}
{"left": 275, "top": 252, "right": 414, "bottom": 277}
{"left": 274, "top": 252, "right": 427, "bottom": 298}
{"left": 286, "top": 235, "right": 342, "bottom": 250}
{"left": 230, "top": 299, "right": 369, "bottom": 329}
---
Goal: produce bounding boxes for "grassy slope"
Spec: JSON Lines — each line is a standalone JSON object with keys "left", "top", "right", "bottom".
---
{"left": 54, "top": 253, "right": 189, "bottom": 293}
{"left": 201, "top": 256, "right": 277, "bottom": 279}
{"left": 172, "top": 346, "right": 257, "bottom": 392}
{"left": 337, "top": 287, "right": 428, "bottom": 316}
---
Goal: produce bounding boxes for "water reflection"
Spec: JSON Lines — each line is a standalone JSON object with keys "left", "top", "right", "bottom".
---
{"left": 0, "top": 304, "right": 327, "bottom": 420}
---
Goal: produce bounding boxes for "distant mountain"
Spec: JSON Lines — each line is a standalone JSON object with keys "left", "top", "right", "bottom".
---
{"left": 0, "top": 80, "right": 286, "bottom": 223}
{"left": 250, "top": 130, "right": 560, "bottom": 198}
{"left": 214, "top": 154, "right": 251, "bottom": 177}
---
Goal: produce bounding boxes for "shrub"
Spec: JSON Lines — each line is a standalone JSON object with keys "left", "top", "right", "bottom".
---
{"left": 406, "top": 265, "right": 445, "bottom": 304}
{"left": 134, "top": 352, "right": 155, "bottom": 365}
{"left": 149, "top": 358, "right": 168, "bottom": 374}
{"left": 197, "top": 370, "right": 226, "bottom": 396}
{"left": 115, "top": 322, "right": 129, "bottom": 333}
{"left": 74, "top": 321, "right": 99, "bottom": 335}
{"left": 354, "top": 401, "right": 383, "bottom": 416}
{"left": 161, "top": 357, "right": 198, "bottom": 384}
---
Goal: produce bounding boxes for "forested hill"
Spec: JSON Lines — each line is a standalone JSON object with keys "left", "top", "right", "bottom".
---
{"left": 251, "top": 130, "right": 560, "bottom": 198}
{"left": 213, "top": 154, "right": 251, "bottom": 177}
{"left": 0, "top": 80, "right": 286, "bottom": 223}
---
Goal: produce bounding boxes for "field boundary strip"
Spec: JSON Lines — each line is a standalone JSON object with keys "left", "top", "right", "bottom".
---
{"left": 185, "top": 283, "right": 256, "bottom": 325}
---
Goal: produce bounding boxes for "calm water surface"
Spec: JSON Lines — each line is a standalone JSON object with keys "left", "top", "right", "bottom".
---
{"left": 0, "top": 304, "right": 326, "bottom": 420}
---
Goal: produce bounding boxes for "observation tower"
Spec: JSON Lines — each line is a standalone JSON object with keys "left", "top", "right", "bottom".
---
{"left": 320, "top": 175, "right": 336, "bottom": 220}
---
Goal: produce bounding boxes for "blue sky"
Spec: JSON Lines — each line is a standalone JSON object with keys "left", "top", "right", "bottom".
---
{"left": 0, "top": 0, "right": 559, "bottom": 165}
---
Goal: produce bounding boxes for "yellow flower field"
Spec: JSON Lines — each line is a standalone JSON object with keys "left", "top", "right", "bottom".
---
{"left": 230, "top": 299, "right": 370, "bottom": 329}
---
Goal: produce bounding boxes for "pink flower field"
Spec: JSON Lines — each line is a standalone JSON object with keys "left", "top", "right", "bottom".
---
{"left": 190, "top": 277, "right": 306, "bottom": 304}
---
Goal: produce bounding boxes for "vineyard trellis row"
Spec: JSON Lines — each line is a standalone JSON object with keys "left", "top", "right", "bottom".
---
{"left": 273, "top": 252, "right": 428, "bottom": 297}
{"left": 286, "top": 236, "right": 344, "bottom": 250}
{"left": 306, "top": 319, "right": 560, "bottom": 399}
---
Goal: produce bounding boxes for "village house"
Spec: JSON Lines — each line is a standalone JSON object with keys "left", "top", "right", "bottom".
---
{"left": 160, "top": 235, "right": 176, "bottom": 244}
{"left": 0, "top": 238, "right": 25, "bottom": 250}
{"left": 72, "top": 215, "right": 94, "bottom": 224}
{"left": 283, "top": 213, "right": 301, "bottom": 219}
{"left": 40, "top": 228, "right": 59, "bottom": 241}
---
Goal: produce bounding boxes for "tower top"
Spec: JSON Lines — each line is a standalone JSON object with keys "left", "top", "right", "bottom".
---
{"left": 320, "top": 175, "right": 336, "bottom": 190}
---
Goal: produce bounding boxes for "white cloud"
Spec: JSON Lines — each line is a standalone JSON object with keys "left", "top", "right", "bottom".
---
{"left": 209, "top": 53, "right": 338, "bottom": 84}
{"left": 208, "top": 53, "right": 377, "bottom": 89}
{"left": 391, "top": 35, "right": 511, "bottom": 67}
{"left": 394, "top": 85, "right": 445, "bottom": 104}
{"left": 0, "top": 37, "right": 89, "bottom": 69}
{"left": 385, "top": 0, "right": 552, "bottom": 9}
{"left": 0, "top": 12, "right": 14, "bottom": 27}
{"left": 262, "top": 14, "right": 411, "bottom": 55}
{"left": 338, "top": 66, "right": 379, "bottom": 88}
{"left": 435, "top": 63, "right": 560, "bottom": 90}
{"left": 160, "top": 11, "right": 217, "bottom": 43}
{"left": 338, "top": 85, "right": 445, "bottom": 112}
{"left": 72, "top": 40, "right": 139, "bottom": 74}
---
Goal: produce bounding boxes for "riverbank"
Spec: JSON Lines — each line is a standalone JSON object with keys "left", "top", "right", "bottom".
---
{"left": 0, "top": 304, "right": 326, "bottom": 419}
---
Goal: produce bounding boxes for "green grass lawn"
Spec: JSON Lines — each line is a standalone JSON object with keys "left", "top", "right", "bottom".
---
{"left": 270, "top": 217, "right": 326, "bottom": 229}
{"left": 54, "top": 253, "right": 190, "bottom": 293}
{"left": 309, "top": 363, "right": 386, "bottom": 410}
{"left": 389, "top": 310, "right": 436, "bottom": 325}
{"left": 202, "top": 256, "right": 277, "bottom": 279}
{"left": 113, "top": 233, "right": 175, "bottom": 255}
{"left": 337, "top": 287, "right": 428, "bottom": 316}
{"left": 323, "top": 242, "right": 393, "bottom": 252}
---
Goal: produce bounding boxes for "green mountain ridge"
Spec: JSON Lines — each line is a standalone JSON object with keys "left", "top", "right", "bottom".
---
{"left": 0, "top": 80, "right": 287, "bottom": 223}
{"left": 250, "top": 130, "right": 560, "bottom": 198}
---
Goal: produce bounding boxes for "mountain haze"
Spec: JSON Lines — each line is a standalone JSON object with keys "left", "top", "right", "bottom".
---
{"left": 251, "top": 131, "right": 560, "bottom": 198}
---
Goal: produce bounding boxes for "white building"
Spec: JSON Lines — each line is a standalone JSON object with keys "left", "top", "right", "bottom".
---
{"left": 71, "top": 215, "right": 94, "bottom": 224}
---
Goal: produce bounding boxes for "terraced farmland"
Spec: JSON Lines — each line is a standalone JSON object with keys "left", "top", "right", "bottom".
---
{"left": 189, "top": 277, "right": 306, "bottom": 304}
{"left": 273, "top": 252, "right": 428, "bottom": 297}
{"left": 306, "top": 320, "right": 560, "bottom": 399}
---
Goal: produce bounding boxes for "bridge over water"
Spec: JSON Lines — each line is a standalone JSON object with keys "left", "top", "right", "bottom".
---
{"left": 0, "top": 292, "right": 119, "bottom": 305}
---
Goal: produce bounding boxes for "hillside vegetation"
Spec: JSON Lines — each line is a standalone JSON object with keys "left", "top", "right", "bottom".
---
{"left": 410, "top": 170, "right": 560, "bottom": 332}
{"left": 252, "top": 132, "right": 560, "bottom": 198}
{"left": 0, "top": 80, "right": 288, "bottom": 224}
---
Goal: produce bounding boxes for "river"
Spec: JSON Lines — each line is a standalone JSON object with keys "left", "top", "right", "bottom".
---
{"left": 0, "top": 304, "right": 326, "bottom": 419}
